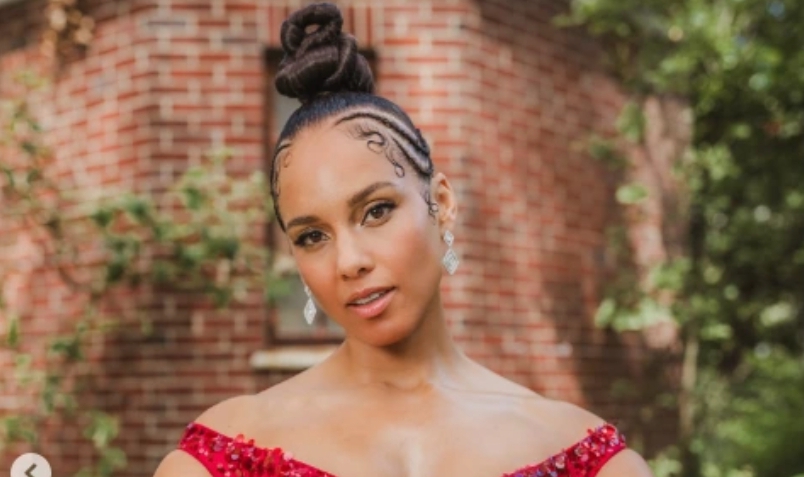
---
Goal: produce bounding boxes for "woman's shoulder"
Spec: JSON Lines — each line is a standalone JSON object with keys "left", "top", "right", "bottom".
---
{"left": 193, "top": 393, "right": 262, "bottom": 434}
{"left": 472, "top": 363, "right": 606, "bottom": 435}
{"left": 518, "top": 398, "right": 653, "bottom": 477}
{"left": 192, "top": 379, "right": 309, "bottom": 435}
{"left": 475, "top": 367, "right": 651, "bottom": 475}
{"left": 523, "top": 397, "right": 608, "bottom": 438}
{"left": 156, "top": 382, "right": 309, "bottom": 477}
{"left": 153, "top": 394, "right": 261, "bottom": 477}
{"left": 473, "top": 362, "right": 607, "bottom": 435}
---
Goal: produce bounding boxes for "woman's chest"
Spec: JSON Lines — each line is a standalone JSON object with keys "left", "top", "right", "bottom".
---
{"left": 260, "top": 396, "right": 562, "bottom": 477}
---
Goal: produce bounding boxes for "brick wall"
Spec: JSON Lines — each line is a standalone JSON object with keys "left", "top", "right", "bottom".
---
{"left": 0, "top": 1, "right": 677, "bottom": 475}
{"left": 433, "top": 0, "right": 678, "bottom": 452}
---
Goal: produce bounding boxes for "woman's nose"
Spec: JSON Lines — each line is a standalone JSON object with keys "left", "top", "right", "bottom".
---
{"left": 335, "top": 234, "right": 374, "bottom": 280}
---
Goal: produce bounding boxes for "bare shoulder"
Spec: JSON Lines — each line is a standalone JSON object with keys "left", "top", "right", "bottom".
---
{"left": 151, "top": 370, "right": 322, "bottom": 477}
{"left": 151, "top": 394, "right": 259, "bottom": 477}
{"left": 194, "top": 393, "right": 261, "bottom": 435}
{"left": 520, "top": 398, "right": 654, "bottom": 476}
{"left": 524, "top": 398, "right": 608, "bottom": 439}
{"left": 466, "top": 358, "right": 608, "bottom": 438}
{"left": 186, "top": 375, "right": 315, "bottom": 431}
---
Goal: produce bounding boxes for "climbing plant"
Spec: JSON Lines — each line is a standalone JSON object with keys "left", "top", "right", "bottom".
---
{"left": 559, "top": 1, "right": 804, "bottom": 476}
{"left": 0, "top": 70, "right": 283, "bottom": 476}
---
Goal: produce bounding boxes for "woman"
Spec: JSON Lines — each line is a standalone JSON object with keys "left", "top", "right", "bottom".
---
{"left": 153, "top": 3, "right": 654, "bottom": 477}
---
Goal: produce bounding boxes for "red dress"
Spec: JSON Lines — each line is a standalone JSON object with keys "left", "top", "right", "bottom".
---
{"left": 177, "top": 421, "right": 627, "bottom": 477}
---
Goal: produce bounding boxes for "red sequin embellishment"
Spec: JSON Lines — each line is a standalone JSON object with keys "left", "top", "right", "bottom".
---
{"left": 500, "top": 423, "right": 627, "bottom": 477}
{"left": 178, "top": 421, "right": 626, "bottom": 477}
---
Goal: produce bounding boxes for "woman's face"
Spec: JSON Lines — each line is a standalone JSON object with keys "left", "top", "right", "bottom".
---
{"left": 276, "top": 119, "right": 456, "bottom": 347}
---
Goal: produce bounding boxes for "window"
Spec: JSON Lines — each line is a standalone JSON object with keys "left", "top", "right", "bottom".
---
{"left": 263, "top": 48, "right": 376, "bottom": 343}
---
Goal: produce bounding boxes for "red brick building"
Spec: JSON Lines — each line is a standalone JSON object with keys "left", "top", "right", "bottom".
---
{"left": 0, "top": 1, "right": 678, "bottom": 475}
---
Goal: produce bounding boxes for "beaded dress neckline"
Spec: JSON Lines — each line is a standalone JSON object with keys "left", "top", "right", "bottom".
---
{"left": 178, "top": 421, "right": 626, "bottom": 477}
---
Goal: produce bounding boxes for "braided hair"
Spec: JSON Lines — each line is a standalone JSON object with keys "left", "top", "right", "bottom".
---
{"left": 270, "top": 2, "right": 437, "bottom": 231}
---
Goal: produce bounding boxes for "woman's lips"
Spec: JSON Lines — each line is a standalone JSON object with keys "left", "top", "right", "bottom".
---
{"left": 347, "top": 288, "right": 395, "bottom": 320}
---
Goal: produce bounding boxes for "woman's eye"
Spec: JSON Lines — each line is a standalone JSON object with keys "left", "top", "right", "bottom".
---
{"left": 293, "top": 203, "right": 395, "bottom": 246}
{"left": 294, "top": 230, "right": 325, "bottom": 247}
{"left": 363, "top": 202, "right": 395, "bottom": 224}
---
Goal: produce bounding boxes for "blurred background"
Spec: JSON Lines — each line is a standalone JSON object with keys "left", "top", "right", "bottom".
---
{"left": 0, "top": 0, "right": 802, "bottom": 476}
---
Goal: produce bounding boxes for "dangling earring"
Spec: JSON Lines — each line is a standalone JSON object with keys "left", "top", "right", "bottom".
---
{"left": 303, "top": 283, "right": 317, "bottom": 325}
{"left": 442, "top": 230, "right": 460, "bottom": 275}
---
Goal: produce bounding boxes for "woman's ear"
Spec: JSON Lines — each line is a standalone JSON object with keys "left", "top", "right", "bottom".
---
{"left": 430, "top": 172, "right": 458, "bottom": 232}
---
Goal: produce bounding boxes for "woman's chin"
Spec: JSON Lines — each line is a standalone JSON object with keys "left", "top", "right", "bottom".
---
{"left": 350, "top": 316, "right": 421, "bottom": 348}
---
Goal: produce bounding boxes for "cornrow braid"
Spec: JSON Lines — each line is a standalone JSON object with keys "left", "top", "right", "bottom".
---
{"left": 270, "top": 92, "right": 437, "bottom": 230}
{"left": 335, "top": 109, "right": 432, "bottom": 168}
{"left": 270, "top": 3, "right": 438, "bottom": 230}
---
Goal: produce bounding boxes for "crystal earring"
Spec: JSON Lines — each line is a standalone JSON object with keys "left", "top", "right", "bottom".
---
{"left": 303, "top": 284, "right": 317, "bottom": 325}
{"left": 442, "top": 230, "right": 460, "bottom": 275}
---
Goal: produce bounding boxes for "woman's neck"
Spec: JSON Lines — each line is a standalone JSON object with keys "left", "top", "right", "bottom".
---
{"left": 334, "top": 301, "right": 469, "bottom": 392}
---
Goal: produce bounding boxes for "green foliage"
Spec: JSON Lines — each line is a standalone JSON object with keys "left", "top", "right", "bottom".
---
{"left": 0, "top": 71, "right": 287, "bottom": 475}
{"left": 695, "top": 349, "right": 804, "bottom": 477}
{"left": 649, "top": 449, "right": 684, "bottom": 477}
{"left": 616, "top": 183, "right": 650, "bottom": 205}
{"left": 588, "top": 135, "right": 630, "bottom": 170}
{"left": 595, "top": 295, "right": 670, "bottom": 331}
{"left": 5, "top": 314, "right": 20, "bottom": 347}
{"left": 561, "top": 0, "right": 804, "bottom": 475}
{"left": 617, "top": 101, "right": 646, "bottom": 143}
{"left": 90, "top": 147, "right": 279, "bottom": 307}
{"left": 76, "top": 412, "right": 128, "bottom": 477}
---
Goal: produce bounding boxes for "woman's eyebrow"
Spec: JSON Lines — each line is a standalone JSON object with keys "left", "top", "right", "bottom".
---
{"left": 285, "top": 182, "right": 396, "bottom": 231}
{"left": 285, "top": 214, "right": 320, "bottom": 231}
{"left": 347, "top": 181, "right": 396, "bottom": 208}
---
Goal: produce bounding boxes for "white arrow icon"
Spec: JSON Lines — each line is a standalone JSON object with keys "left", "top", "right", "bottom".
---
{"left": 10, "top": 453, "right": 52, "bottom": 477}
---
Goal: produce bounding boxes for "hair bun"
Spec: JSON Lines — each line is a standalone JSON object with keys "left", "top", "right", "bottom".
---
{"left": 275, "top": 2, "right": 374, "bottom": 104}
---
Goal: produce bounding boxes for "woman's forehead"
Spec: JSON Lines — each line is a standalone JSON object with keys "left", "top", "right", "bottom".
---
{"left": 283, "top": 124, "right": 393, "bottom": 177}
{"left": 277, "top": 123, "right": 412, "bottom": 210}
{"left": 291, "top": 120, "right": 363, "bottom": 155}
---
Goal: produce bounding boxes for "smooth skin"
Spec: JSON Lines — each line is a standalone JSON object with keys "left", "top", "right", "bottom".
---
{"left": 154, "top": 118, "right": 654, "bottom": 477}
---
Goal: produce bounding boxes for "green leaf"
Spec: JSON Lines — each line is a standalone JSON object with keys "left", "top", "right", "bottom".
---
{"left": 176, "top": 244, "right": 204, "bottom": 270}
{"left": 105, "top": 259, "right": 126, "bottom": 283}
{"left": 265, "top": 276, "right": 292, "bottom": 303}
{"left": 588, "top": 136, "right": 628, "bottom": 170}
{"left": 594, "top": 297, "right": 618, "bottom": 328}
{"left": 5, "top": 315, "right": 20, "bottom": 347}
{"left": 2, "top": 167, "right": 16, "bottom": 188}
{"left": 616, "top": 183, "right": 649, "bottom": 204}
{"left": 20, "top": 141, "right": 37, "bottom": 155}
{"left": 700, "top": 322, "right": 732, "bottom": 341}
{"left": 729, "top": 123, "right": 752, "bottom": 139}
{"left": 616, "top": 101, "right": 646, "bottom": 142}
{"left": 25, "top": 168, "right": 41, "bottom": 184}
{"left": 122, "top": 195, "right": 151, "bottom": 222}
{"left": 760, "top": 302, "right": 794, "bottom": 327}
{"left": 83, "top": 411, "right": 120, "bottom": 448}
{"left": 182, "top": 186, "right": 205, "bottom": 210}
{"left": 211, "top": 287, "right": 233, "bottom": 308}
{"left": 49, "top": 334, "right": 83, "bottom": 361}
{"left": 99, "top": 446, "right": 128, "bottom": 475}
{"left": 210, "top": 237, "right": 240, "bottom": 259}
{"left": 749, "top": 72, "right": 771, "bottom": 91}
{"left": 12, "top": 353, "right": 36, "bottom": 387}
{"left": 91, "top": 207, "right": 114, "bottom": 229}
{"left": 1, "top": 415, "right": 37, "bottom": 445}
{"left": 74, "top": 468, "right": 93, "bottom": 477}
{"left": 151, "top": 222, "right": 169, "bottom": 241}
